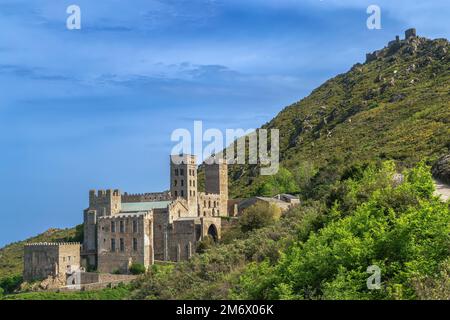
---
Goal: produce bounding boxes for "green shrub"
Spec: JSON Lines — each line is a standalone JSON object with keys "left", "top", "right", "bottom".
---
{"left": 196, "top": 236, "right": 215, "bottom": 254}
{"left": 257, "top": 167, "right": 300, "bottom": 196}
{"left": 240, "top": 202, "right": 281, "bottom": 233}
{"left": 234, "top": 162, "right": 450, "bottom": 300}
{"left": 129, "top": 263, "right": 146, "bottom": 275}
{"left": 0, "top": 275, "right": 23, "bottom": 294}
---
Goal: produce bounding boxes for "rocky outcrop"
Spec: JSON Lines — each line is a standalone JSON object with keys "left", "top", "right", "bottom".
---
{"left": 432, "top": 154, "right": 450, "bottom": 184}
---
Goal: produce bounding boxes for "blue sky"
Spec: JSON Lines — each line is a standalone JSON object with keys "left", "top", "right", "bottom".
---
{"left": 0, "top": 0, "right": 448, "bottom": 247}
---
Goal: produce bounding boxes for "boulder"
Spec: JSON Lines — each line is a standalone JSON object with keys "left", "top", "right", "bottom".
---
{"left": 432, "top": 154, "right": 450, "bottom": 184}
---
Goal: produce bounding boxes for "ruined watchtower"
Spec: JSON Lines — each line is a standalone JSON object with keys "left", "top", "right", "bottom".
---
{"left": 405, "top": 28, "right": 417, "bottom": 39}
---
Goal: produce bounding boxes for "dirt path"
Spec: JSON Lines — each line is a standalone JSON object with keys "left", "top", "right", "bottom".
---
{"left": 434, "top": 179, "right": 450, "bottom": 202}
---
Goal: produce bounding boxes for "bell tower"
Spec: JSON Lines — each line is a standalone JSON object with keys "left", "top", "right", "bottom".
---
{"left": 170, "top": 154, "right": 198, "bottom": 214}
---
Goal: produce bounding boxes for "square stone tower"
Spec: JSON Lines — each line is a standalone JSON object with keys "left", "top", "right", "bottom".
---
{"left": 170, "top": 154, "right": 198, "bottom": 214}
{"left": 83, "top": 189, "right": 122, "bottom": 269}
{"left": 205, "top": 158, "right": 228, "bottom": 216}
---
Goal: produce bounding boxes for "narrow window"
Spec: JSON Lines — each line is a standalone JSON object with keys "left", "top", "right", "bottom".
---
{"left": 175, "top": 169, "right": 179, "bottom": 176}
{"left": 133, "top": 238, "right": 138, "bottom": 251}
{"left": 174, "top": 180, "right": 178, "bottom": 186}
{"left": 181, "top": 179, "right": 184, "bottom": 186}
{"left": 111, "top": 239, "right": 116, "bottom": 252}
{"left": 133, "top": 220, "right": 138, "bottom": 233}
{"left": 111, "top": 221, "right": 116, "bottom": 233}
{"left": 120, "top": 220, "right": 124, "bottom": 233}
{"left": 181, "top": 190, "right": 184, "bottom": 197}
{"left": 174, "top": 190, "right": 178, "bottom": 197}
{"left": 120, "top": 238, "right": 124, "bottom": 252}
{"left": 180, "top": 169, "right": 184, "bottom": 176}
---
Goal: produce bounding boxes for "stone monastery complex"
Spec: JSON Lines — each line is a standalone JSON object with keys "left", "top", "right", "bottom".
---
{"left": 23, "top": 154, "right": 299, "bottom": 288}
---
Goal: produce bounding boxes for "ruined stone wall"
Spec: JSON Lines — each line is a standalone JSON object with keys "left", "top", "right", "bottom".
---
{"left": 97, "top": 213, "right": 153, "bottom": 273}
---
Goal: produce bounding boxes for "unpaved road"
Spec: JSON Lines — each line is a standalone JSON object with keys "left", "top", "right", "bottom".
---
{"left": 434, "top": 179, "right": 450, "bottom": 202}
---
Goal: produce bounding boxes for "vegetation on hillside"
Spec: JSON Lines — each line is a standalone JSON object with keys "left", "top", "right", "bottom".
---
{"left": 226, "top": 36, "right": 450, "bottom": 198}
{"left": 2, "top": 284, "right": 131, "bottom": 300}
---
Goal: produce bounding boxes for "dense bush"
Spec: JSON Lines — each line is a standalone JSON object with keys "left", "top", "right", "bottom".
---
{"left": 196, "top": 236, "right": 216, "bottom": 254}
{"left": 0, "top": 275, "right": 23, "bottom": 294}
{"left": 257, "top": 167, "right": 300, "bottom": 196}
{"left": 239, "top": 202, "right": 282, "bottom": 233}
{"left": 232, "top": 162, "right": 450, "bottom": 300}
{"left": 129, "top": 263, "right": 146, "bottom": 275}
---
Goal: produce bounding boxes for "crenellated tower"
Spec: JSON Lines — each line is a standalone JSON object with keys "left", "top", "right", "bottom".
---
{"left": 83, "top": 189, "right": 121, "bottom": 269}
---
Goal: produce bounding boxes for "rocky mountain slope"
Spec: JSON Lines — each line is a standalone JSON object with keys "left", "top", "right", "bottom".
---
{"left": 227, "top": 31, "right": 450, "bottom": 197}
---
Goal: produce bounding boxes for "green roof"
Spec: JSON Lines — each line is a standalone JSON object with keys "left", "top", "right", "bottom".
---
{"left": 121, "top": 201, "right": 171, "bottom": 212}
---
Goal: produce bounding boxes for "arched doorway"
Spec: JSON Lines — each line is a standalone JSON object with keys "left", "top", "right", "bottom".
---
{"left": 207, "top": 224, "right": 218, "bottom": 242}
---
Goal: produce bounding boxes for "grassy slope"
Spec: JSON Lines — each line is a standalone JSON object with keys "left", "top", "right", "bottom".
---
{"left": 228, "top": 36, "right": 450, "bottom": 197}
{"left": 0, "top": 228, "right": 78, "bottom": 281}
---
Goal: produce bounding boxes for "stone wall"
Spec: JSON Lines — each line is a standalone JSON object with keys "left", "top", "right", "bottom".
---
{"left": 204, "top": 161, "right": 228, "bottom": 216}
{"left": 122, "top": 191, "right": 171, "bottom": 202}
{"left": 198, "top": 192, "right": 221, "bottom": 217}
{"left": 97, "top": 213, "right": 153, "bottom": 273}
{"left": 24, "top": 243, "right": 81, "bottom": 282}
{"left": 169, "top": 219, "right": 198, "bottom": 261}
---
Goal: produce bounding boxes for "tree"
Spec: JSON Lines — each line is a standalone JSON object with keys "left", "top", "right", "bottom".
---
{"left": 257, "top": 167, "right": 300, "bottom": 197}
{"left": 239, "top": 202, "right": 281, "bottom": 233}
